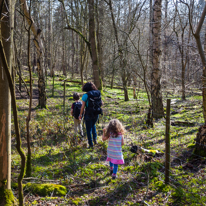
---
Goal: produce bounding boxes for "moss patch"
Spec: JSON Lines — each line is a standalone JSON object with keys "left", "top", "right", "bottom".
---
{"left": 25, "top": 183, "right": 67, "bottom": 196}
{"left": 0, "top": 186, "right": 17, "bottom": 206}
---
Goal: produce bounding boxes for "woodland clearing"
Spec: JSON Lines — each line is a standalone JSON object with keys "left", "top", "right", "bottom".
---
{"left": 11, "top": 74, "right": 206, "bottom": 206}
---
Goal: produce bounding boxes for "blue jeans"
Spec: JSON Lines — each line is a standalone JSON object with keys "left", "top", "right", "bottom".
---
{"left": 85, "top": 115, "right": 98, "bottom": 147}
{"left": 109, "top": 162, "right": 118, "bottom": 174}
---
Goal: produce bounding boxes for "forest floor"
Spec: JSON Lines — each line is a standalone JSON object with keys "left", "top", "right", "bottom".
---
{"left": 11, "top": 73, "right": 206, "bottom": 206}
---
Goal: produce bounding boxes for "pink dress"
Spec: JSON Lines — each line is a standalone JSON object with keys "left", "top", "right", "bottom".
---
{"left": 106, "top": 133, "right": 124, "bottom": 164}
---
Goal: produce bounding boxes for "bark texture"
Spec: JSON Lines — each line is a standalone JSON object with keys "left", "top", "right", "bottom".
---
{"left": 0, "top": 0, "right": 11, "bottom": 190}
{"left": 151, "top": 0, "right": 164, "bottom": 118}
{"left": 0, "top": 1, "right": 25, "bottom": 205}
{"left": 88, "top": 0, "right": 102, "bottom": 89}
{"left": 195, "top": 125, "right": 206, "bottom": 156}
{"left": 20, "top": 0, "right": 46, "bottom": 108}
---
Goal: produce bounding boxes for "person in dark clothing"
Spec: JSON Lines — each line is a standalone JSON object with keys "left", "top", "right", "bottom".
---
{"left": 71, "top": 92, "right": 83, "bottom": 137}
{"left": 79, "top": 82, "right": 102, "bottom": 149}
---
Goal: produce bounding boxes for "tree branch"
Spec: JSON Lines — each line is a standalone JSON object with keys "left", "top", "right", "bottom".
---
{"left": 58, "top": 0, "right": 92, "bottom": 58}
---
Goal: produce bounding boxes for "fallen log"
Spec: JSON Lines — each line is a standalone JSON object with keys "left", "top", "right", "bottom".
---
{"left": 171, "top": 121, "right": 195, "bottom": 126}
{"left": 130, "top": 145, "right": 163, "bottom": 156}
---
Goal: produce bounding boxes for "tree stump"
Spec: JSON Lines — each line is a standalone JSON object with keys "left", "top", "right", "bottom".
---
{"left": 194, "top": 125, "right": 206, "bottom": 157}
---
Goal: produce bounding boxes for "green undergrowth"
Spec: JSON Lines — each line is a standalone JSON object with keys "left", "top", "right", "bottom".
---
{"left": 12, "top": 76, "right": 206, "bottom": 205}
{"left": 24, "top": 183, "right": 67, "bottom": 197}
{"left": 0, "top": 186, "right": 17, "bottom": 206}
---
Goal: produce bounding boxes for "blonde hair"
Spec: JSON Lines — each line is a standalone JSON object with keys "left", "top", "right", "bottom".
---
{"left": 105, "top": 119, "right": 125, "bottom": 138}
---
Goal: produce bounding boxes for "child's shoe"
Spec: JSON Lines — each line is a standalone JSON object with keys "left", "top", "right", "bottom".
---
{"left": 110, "top": 167, "right": 113, "bottom": 175}
{"left": 112, "top": 173, "right": 116, "bottom": 179}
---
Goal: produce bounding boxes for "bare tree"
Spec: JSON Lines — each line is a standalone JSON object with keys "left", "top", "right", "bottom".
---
{"left": 88, "top": 0, "right": 102, "bottom": 89}
{"left": 59, "top": 0, "right": 102, "bottom": 89}
{"left": 96, "top": 0, "right": 104, "bottom": 84}
{"left": 106, "top": 0, "right": 146, "bottom": 101}
{"left": 25, "top": 0, "right": 32, "bottom": 178}
{"left": 48, "top": 0, "right": 54, "bottom": 77}
{"left": 180, "top": 0, "right": 206, "bottom": 154}
{"left": 151, "top": 0, "right": 164, "bottom": 118}
{"left": 173, "top": 3, "right": 189, "bottom": 100}
{"left": 20, "top": 0, "right": 47, "bottom": 108}
{"left": 0, "top": 0, "right": 12, "bottom": 200}
{"left": 0, "top": 1, "right": 26, "bottom": 205}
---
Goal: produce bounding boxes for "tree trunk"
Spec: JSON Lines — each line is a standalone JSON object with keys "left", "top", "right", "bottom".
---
{"left": 71, "top": 1, "right": 75, "bottom": 78}
{"left": 174, "top": 3, "right": 187, "bottom": 100}
{"left": 71, "top": 29, "right": 75, "bottom": 78}
{"left": 62, "top": 4, "right": 66, "bottom": 76}
{"left": 133, "top": 76, "right": 137, "bottom": 99}
{"left": 96, "top": 0, "right": 104, "bottom": 84}
{"left": 149, "top": 0, "right": 153, "bottom": 75}
{"left": 59, "top": 0, "right": 102, "bottom": 89}
{"left": 162, "top": 0, "right": 168, "bottom": 80}
{"left": 14, "top": 35, "right": 23, "bottom": 91}
{"left": 193, "top": 5, "right": 206, "bottom": 123}
{"left": 111, "top": 39, "right": 116, "bottom": 89}
{"left": 111, "top": 65, "right": 115, "bottom": 89}
{"left": 80, "top": 3, "right": 87, "bottom": 86}
{"left": 0, "top": 0, "right": 21, "bottom": 205}
{"left": 88, "top": 0, "right": 102, "bottom": 90}
{"left": 151, "top": 0, "right": 164, "bottom": 118}
{"left": 181, "top": 58, "right": 186, "bottom": 100}
{"left": 85, "top": 54, "right": 89, "bottom": 81}
{"left": 20, "top": 0, "right": 47, "bottom": 108}
{"left": 0, "top": 0, "right": 11, "bottom": 191}
{"left": 188, "top": 3, "right": 206, "bottom": 155}
{"left": 26, "top": 3, "right": 32, "bottom": 178}
{"left": 195, "top": 126, "right": 206, "bottom": 156}
{"left": 75, "top": 33, "right": 79, "bottom": 75}
{"left": 80, "top": 34, "right": 87, "bottom": 87}
{"left": 122, "top": 76, "right": 129, "bottom": 101}
{"left": 108, "top": 0, "right": 129, "bottom": 101}
{"left": 49, "top": 0, "right": 54, "bottom": 77}
{"left": 33, "top": 51, "right": 37, "bottom": 73}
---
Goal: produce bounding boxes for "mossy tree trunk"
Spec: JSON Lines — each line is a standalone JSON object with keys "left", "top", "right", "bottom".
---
{"left": 0, "top": 0, "right": 22, "bottom": 205}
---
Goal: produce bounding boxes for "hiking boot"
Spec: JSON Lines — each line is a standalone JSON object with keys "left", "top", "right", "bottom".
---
{"left": 112, "top": 173, "right": 117, "bottom": 179}
{"left": 94, "top": 140, "right": 97, "bottom": 145}
{"left": 87, "top": 145, "right": 93, "bottom": 149}
{"left": 110, "top": 168, "right": 113, "bottom": 175}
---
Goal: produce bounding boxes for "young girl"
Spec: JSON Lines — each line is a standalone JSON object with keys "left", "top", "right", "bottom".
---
{"left": 102, "top": 119, "right": 125, "bottom": 179}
